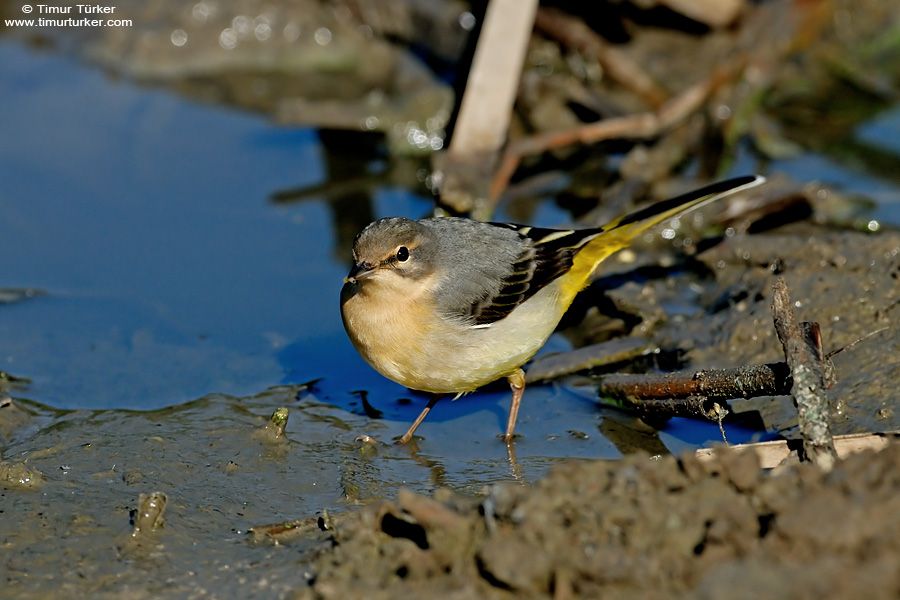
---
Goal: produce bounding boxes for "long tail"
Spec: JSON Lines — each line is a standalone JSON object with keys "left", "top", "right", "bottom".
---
{"left": 561, "top": 175, "right": 765, "bottom": 302}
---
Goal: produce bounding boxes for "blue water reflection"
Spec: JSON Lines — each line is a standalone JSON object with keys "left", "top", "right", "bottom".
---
{"left": 0, "top": 41, "right": 363, "bottom": 408}
{"left": 2, "top": 39, "right": 896, "bottom": 454}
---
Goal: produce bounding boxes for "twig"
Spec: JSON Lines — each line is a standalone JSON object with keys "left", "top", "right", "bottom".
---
{"left": 249, "top": 517, "right": 323, "bottom": 545}
{"left": 526, "top": 337, "right": 654, "bottom": 384}
{"left": 534, "top": 8, "right": 667, "bottom": 108}
{"left": 489, "top": 66, "right": 733, "bottom": 203}
{"left": 602, "top": 395, "right": 726, "bottom": 420}
{"left": 771, "top": 278, "right": 837, "bottom": 470}
{"left": 826, "top": 326, "right": 889, "bottom": 359}
{"left": 597, "top": 362, "right": 791, "bottom": 422}
{"left": 598, "top": 362, "right": 791, "bottom": 402}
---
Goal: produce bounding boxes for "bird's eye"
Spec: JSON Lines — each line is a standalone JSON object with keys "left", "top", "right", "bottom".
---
{"left": 396, "top": 246, "right": 410, "bottom": 262}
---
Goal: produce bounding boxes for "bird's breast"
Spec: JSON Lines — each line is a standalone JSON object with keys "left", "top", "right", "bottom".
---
{"left": 341, "top": 277, "right": 567, "bottom": 394}
{"left": 340, "top": 275, "right": 438, "bottom": 388}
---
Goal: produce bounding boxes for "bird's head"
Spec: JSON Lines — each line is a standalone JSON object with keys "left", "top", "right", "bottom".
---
{"left": 341, "top": 218, "right": 438, "bottom": 302}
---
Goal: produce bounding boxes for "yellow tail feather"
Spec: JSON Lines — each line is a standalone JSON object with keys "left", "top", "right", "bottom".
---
{"left": 560, "top": 175, "right": 765, "bottom": 304}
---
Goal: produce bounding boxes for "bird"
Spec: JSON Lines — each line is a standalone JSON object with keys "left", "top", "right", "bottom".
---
{"left": 340, "top": 175, "right": 764, "bottom": 444}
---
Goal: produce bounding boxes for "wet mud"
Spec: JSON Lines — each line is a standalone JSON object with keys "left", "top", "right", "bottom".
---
{"left": 605, "top": 228, "right": 900, "bottom": 436}
{"left": 3, "top": 222, "right": 898, "bottom": 596}
{"left": 0, "top": 387, "right": 405, "bottom": 597}
{"left": 2, "top": 0, "right": 899, "bottom": 597}
{"left": 2, "top": 383, "right": 616, "bottom": 597}
{"left": 301, "top": 444, "right": 900, "bottom": 599}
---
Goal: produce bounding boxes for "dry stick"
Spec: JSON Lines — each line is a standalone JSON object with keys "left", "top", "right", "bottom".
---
{"left": 598, "top": 282, "right": 842, "bottom": 466}
{"left": 439, "top": 0, "right": 538, "bottom": 217}
{"left": 593, "top": 290, "right": 863, "bottom": 469}
{"left": 598, "top": 362, "right": 791, "bottom": 419}
{"left": 448, "top": 0, "right": 538, "bottom": 156}
{"left": 534, "top": 7, "right": 668, "bottom": 108}
{"left": 488, "top": 67, "right": 727, "bottom": 202}
{"left": 771, "top": 278, "right": 837, "bottom": 470}
{"left": 600, "top": 363, "right": 791, "bottom": 400}
{"left": 601, "top": 362, "right": 791, "bottom": 399}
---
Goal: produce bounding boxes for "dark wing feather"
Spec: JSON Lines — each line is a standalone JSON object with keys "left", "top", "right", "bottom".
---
{"left": 466, "top": 176, "right": 766, "bottom": 325}
{"left": 468, "top": 224, "right": 602, "bottom": 325}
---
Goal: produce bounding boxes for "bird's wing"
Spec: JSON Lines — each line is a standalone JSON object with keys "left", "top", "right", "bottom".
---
{"left": 467, "top": 224, "right": 603, "bottom": 325}
{"left": 450, "top": 174, "right": 765, "bottom": 327}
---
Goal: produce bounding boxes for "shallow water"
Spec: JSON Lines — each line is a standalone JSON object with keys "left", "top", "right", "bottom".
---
{"left": 0, "top": 39, "right": 764, "bottom": 447}
{"left": 1, "top": 35, "right": 899, "bottom": 597}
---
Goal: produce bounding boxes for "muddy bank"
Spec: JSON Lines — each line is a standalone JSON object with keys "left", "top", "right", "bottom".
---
{"left": 277, "top": 177, "right": 900, "bottom": 600}
{"left": 0, "top": 382, "right": 627, "bottom": 598}
{"left": 300, "top": 444, "right": 900, "bottom": 599}
{"left": 1, "top": 230, "right": 896, "bottom": 599}
{"left": 545, "top": 226, "right": 900, "bottom": 440}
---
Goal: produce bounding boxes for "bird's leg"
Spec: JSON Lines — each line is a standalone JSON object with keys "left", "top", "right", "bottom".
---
{"left": 398, "top": 395, "right": 440, "bottom": 444}
{"left": 503, "top": 368, "right": 526, "bottom": 443}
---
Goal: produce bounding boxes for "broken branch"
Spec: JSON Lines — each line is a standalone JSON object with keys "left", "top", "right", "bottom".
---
{"left": 771, "top": 278, "right": 837, "bottom": 470}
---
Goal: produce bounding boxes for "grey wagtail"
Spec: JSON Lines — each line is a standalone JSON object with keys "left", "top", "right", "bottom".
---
{"left": 340, "top": 175, "right": 764, "bottom": 444}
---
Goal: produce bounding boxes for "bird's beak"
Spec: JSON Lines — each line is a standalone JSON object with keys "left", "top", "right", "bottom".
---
{"left": 344, "top": 262, "right": 375, "bottom": 284}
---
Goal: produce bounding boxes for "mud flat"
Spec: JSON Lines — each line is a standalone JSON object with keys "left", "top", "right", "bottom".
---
{"left": 300, "top": 444, "right": 900, "bottom": 599}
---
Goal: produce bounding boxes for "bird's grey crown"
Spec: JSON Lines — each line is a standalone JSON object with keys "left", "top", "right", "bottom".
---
{"left": 352, "top": 217, "right": 428, "bottom": 264}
